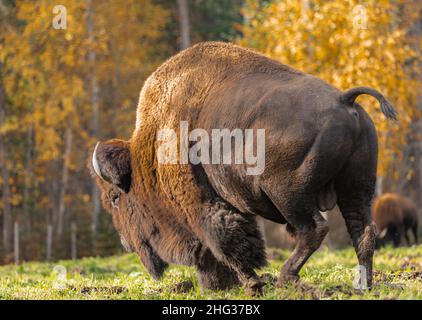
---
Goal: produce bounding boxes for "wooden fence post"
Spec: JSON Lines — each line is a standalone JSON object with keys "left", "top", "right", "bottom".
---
{"left": 71, "top": 222, "right": 77, "bottom": 260}
{"left": 14, "top": 221, "right": 19, "bottom": 265}
{"left": 46, "top": 224, "right": 53, "bottom": 262}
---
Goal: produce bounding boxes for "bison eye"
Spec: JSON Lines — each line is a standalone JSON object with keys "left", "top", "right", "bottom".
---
{"left": 111, "top": 193, "right": 120, "bottom": 208}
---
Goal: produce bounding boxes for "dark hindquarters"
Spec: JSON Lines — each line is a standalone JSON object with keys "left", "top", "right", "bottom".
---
{"left": 261, "top": 115, "right": 357, "bottom": 286}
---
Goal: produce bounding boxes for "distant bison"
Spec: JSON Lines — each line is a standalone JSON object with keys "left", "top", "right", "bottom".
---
{"left": 372, "top": 193, "right": 418, "bottom": 247}
{"left": 89, "top": 42, "right": 397, "bottom": 293}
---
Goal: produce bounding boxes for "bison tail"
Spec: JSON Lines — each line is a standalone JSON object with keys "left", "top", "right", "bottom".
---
{"left": 340, "top": 87, "right": 398, "bottom": 121}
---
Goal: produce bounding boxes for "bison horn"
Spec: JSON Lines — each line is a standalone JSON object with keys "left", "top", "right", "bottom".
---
{"left": 379, "top": 228, "right": 388, "bottom": 239}
{"left": 92, "top": 142, "right": 105, "bottom": 181}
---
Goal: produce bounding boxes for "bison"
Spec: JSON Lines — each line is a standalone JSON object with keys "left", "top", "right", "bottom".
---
{"left": 89, "top": 42, "right": 397, "bottom": 293}
{"left": 372, "top": 193, "right": 418, "bottom": 247}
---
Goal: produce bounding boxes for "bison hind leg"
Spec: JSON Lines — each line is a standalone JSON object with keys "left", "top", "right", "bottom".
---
{"left": 285, "top": 223, "right": 297, "bottom": 238}
{"left": 277, "top": 211, "right": 329, "bottom": 287}
{"left": 412, "top": 223, "right": 418, "bottom": 244}
{"left": 404, "top": 228, "right": 411, "bottom": 246}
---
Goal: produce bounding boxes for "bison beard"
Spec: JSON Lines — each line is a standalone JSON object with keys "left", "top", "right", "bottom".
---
{"left": 89, "top": 42, "right": 397, "bottom": 294}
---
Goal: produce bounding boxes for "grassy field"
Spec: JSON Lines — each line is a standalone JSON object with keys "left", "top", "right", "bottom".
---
{"left": 0, "top": 245, "right": 421, "bottom": 300}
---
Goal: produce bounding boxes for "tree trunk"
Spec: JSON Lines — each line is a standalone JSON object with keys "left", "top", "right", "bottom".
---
{"left": 46, "top": 224, "right": 53, "bottom": 262}
{"left": 71, "top": 222, "right": 77, "bottom": 260}
{"left": 404, "top": 2, "right": 422, "bottom": 208}
{"left": 87, "top": 0, "right": 101, "bottom": 254}
{"left": 0, "top": 63, "right": 12, "bottom": 256}
{"left": 56, "top": 124, "right": 72, "bottom": 241}
{"left": 22, "top": 127, "right": 33, "bottom": 260}
{"left": 23, "top": 127, "right": 33, "bottom": 232}
{"left": 416, "top": 6, "right": 422, "bottom": 208}
{"left": 177, "top": 0, "right": 190, "bottom": 50}
{"left": 14, "top": 221, "right": 19, "bottom": 264}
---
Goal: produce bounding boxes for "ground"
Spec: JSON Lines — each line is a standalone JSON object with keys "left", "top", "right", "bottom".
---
{"left": 0, "top": 245, "right": 421, "bottom": 300}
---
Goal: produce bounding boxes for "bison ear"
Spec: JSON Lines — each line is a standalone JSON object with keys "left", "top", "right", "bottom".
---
{"left": 91, "top": 139, "right": 132, "bottom": 193}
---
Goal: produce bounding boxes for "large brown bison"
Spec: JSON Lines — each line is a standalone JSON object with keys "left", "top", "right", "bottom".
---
{"left": 89, "top": 42, "right": 396, "bottom": 293}
{"left": 372, "top": 193, "right": 418, "bottom": 247}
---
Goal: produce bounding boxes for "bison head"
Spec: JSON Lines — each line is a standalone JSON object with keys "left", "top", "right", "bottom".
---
{"left": 91, "top": 139, "right": 131, "bottom": 194}
{"left": 89, "top": 139, "right": 133, "bottom": 250}
{"left": 91, "top": 139, "right": 131, "bottom": 207}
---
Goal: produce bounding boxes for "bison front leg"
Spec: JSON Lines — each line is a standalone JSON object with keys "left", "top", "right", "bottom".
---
{"left": 133, "top": 237, "right": 169, "bottom": 280}
{"left": 193, "top": 201, "right": 267, "bottom": 295}
{"left": 195, "top": 248, "right": 240, "bottom": 292}
{"left": 277, "top": 212, "right": 329, "bottom": 287}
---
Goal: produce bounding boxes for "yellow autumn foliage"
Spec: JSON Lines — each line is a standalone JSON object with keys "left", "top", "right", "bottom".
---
{"left": 1, "top": 0, "right": 168, "bottom": 202}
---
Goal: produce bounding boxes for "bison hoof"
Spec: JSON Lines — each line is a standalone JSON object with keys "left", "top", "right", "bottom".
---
{"left": 276, "top": 274, "right": 300, "bottom": 288}
{"left": 169, "top": 280, "right": 194, "bottom": 293}
{"left": 244, "top": 280, "right": 265, "bottom": 296}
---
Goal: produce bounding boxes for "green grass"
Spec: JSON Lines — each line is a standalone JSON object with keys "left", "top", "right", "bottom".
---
{"left": 1, "top": 245, "right": 421, "bottom": 300}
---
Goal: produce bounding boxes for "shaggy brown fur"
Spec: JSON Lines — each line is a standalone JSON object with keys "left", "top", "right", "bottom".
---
{"left": 372, "top": 193, "right": 418, "bottom": 247}
{"left": 89, "top": 42, "right": 397, "bottom": 293}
